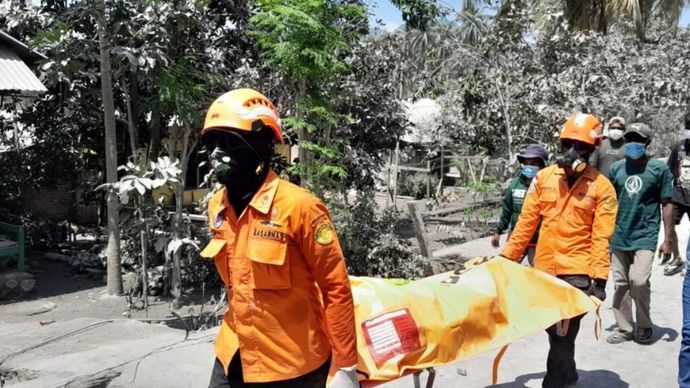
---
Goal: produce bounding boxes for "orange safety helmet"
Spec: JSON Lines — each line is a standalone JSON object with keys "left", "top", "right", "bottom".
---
{"left": 560, "top": 113, "right": 603, "bottom": 147}
{"left": 202, "top": 88, "right": 283, "bottom": 143}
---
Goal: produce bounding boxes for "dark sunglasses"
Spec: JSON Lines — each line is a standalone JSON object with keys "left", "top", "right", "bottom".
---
{"left": 561, "top": 139, "right": 593, "bottom": 152}
{"left": 203, "top": 131, "right": 250, "bottom": 152}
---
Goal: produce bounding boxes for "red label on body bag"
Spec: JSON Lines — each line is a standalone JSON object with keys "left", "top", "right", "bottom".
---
{"left": 361, "top": 308, "right": 422, "bottom": 365}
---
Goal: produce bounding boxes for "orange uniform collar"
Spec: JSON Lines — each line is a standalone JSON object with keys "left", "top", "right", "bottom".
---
{"left": 248, "top": 170, "right": 280, "bottom": 214}
{"left": 212, "top": 170, "right": 280, "bottom": 223}
{"left": 553, "top": 164, "right": 598, "bottom": 181}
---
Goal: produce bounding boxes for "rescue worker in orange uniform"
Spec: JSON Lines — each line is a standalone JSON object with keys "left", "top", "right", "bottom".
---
{"left": 501, "top": 113, "right": 618, "bottom": 388}
{"left": 200, "top": 89, "right": 358, "bottom": 388}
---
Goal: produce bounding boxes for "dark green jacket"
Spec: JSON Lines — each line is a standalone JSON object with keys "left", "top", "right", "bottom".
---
{"left": 496, "top": 175, "right": 539, "bottom": 244}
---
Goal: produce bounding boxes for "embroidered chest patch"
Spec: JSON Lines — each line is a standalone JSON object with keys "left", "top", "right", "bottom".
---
{"left": 251, "top": 224, "right": 286, "bottom": 242}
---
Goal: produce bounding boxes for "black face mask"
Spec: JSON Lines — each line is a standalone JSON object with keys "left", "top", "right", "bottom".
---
{"left": 204, "top": 131, "right": 272, "bottom": 200}
{"left": 210, "top": 147, "right": 264, "bottom": 189}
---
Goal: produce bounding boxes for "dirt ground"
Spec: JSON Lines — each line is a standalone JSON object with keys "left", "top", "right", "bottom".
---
{"left": 0, "top": 250, "right": 222, "bottom": 327}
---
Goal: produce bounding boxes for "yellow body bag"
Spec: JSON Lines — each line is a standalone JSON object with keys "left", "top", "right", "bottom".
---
{"left": 350, "top": 256, "right": 600, "bottom": 386}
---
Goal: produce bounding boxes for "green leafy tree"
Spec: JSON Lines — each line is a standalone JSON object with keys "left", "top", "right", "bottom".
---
{"left": 249, "top": 0, "right": 367, "bottom": 189}
{"left": 390, "top": 0, "right": 445, "bottom": 30}
{"left": 97, "top": 157, "right": 184, "bottom": 310}
{"left": 1, "top": 0, "right": 252, "bottom": 295}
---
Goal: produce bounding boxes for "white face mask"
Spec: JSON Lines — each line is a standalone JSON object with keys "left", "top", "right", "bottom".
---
{"left": 608, "top": 129, "right": 624, "bottom": 140}
{"left": 684, "top": 129, "right": 690, "bottom": 139}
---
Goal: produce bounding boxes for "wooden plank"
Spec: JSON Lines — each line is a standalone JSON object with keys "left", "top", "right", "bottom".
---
{"left": 426, "top": 160, "right": 431, "bottom": 198}
{"left": 385, "top": 153, "right": 392, "bottom": 208}
{"left": 437, "top": 145, "right": 444, "bottom": 198}
{"left": 425, "top": 217, "right": 466, "bottom": 223}
{"left": 167, "top": 211, "right": 206, "bottom": 222}
{"left": 452, "top": 155, "right": 486, "bottom": 161}
{"left": 407, "top": 201, "right": 430, "bottom": 258}
{"left": 421, "top": 205, "right": 467, "bottom": 217}
{"left": 420, "top": 197, "right": 502, "bottom": 218}
{"left": 424, "top": 232, "right": 466, "bottom": 241}
{"left": 399, "top": 166, "right": 432, "bottom": 173}
{"left": 479, "top": 158, "right": 487, "bottom": 182}
{"left": 467, "top": 159, "right": 476, "bottom": 184}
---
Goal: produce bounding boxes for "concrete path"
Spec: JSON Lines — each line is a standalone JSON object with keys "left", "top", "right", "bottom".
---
{"left": 0, "top": 317, "right": 216, "bottom": 387}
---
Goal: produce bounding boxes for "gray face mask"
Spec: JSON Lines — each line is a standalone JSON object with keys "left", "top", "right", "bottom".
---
{"left": 683, "top": 129, "right": 690, "bottom": 139}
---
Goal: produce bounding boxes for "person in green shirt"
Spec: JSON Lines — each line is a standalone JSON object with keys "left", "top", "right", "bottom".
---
{"left": 606, "top": 122, "right": 675, "bottom": 345}
{"left": 491, "top": 144, "right": 549, "bottom": 265}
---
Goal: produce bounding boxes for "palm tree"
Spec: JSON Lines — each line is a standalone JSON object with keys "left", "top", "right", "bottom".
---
{"left": 394, "top": 8, "right": 488, "bottom": 98}
{"left": 533, "top": 0, "right": 689, "bottom": 39}
{"left": 457, "top": 3, "right": 489, "bottom": 44}
{"left": 608, "top": 0, "right": 688, "bottom": 39}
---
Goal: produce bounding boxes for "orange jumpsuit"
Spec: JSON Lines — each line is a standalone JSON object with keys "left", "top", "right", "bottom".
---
{"left": 502, "top": 164, "right": 618, "bottom": 280}
{"left": 200, "top": 170, "right": 357, "bottom": 382}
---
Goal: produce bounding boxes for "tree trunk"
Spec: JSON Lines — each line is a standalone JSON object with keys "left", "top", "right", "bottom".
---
{"left": 148, "top": 104, "right": 162, "bottom": 162}
{"left": 597, "top": 0, "right": 607, "bottom": 34}
{"left": 97, "top": 0, "right": 123, "bottom": 295}
{"left": 140, "top": 216, "right": 149, "bottom": 315}
{"left": 122, "top": 73, "right": 140, "bottom": 164}
{"left": 171, "top": 118, "right": 196, "bottom": 309}
{"left": 491, "top": 67, "right": 514, "bottom": 163}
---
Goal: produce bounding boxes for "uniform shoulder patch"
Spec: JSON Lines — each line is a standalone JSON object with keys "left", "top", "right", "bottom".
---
{"left": 314, "top": 220, "right": 335, "bottom": 245}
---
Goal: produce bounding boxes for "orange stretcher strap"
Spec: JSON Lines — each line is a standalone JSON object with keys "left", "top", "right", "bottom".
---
{"left": 492, "top": 344, "right": 510, "bottom": 385}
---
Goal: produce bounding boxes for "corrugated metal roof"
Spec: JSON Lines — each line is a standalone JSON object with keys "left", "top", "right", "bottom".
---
{"left": 0, "top": 31, "right": 47, "bottom": 62}
{"left": 0, "top": 45, "right": 47, "bottom": 96}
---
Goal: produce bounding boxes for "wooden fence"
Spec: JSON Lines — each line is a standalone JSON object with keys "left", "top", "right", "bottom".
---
{"left": 386, "top": 145, "right": 513, "bottom": 208}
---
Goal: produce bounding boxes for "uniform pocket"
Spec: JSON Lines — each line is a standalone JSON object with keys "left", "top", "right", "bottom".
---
{"left": 200, "top": 238, "right": 230, "bottom": 285}
{"left": 572, "top": 197, "right": 595, "bottom": 224}
{"left": 246, "top": 238, "right": 291, "bottom": 290}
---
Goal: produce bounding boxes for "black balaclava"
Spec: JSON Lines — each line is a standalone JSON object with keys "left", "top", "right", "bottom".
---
{"left": 204, "top": 128, "right": 274, "bottom": 216}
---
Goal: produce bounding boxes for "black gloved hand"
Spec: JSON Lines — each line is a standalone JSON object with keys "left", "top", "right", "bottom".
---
{"left": 587, "top": 278, "right": 607, "bottom": 301}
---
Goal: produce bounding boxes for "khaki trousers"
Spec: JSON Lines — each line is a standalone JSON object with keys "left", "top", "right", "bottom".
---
{"left": 611, "top": 250, "right": 654, "bottom": 332}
